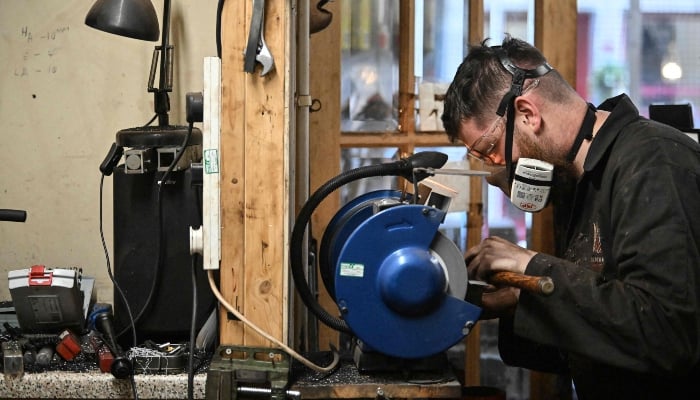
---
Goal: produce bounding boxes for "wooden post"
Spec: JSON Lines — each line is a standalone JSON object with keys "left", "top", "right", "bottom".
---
{"left": 465, "top": 158, "right": 485, "bottom": 387}
{"left": 464, "top": 0, "right": 485, "bottom": 388}
{"left": 398, "top": 0, "right": 415, "bottom": 137}
{"left": 531, "top": 2, "right": 577, "bottom": 399}
{"left": 218, "top": 0, "right": 292, "bottom": 347}
{"left": 309, "top": 0, "right": 342, "bottom": 351}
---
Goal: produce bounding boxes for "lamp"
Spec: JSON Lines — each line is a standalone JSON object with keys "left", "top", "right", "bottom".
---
{"left": 86, "top": 0, "right": 196, "bottom": 149}
{"left": 85, "top": 0, "right": 160, "bottom": 41}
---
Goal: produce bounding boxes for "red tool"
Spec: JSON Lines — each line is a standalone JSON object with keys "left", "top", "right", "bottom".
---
{"left": 55, "top": 330, "right": 81, "bottom": 361}
{"left": 89, "top": 334, "right": 115, "bottom": 373}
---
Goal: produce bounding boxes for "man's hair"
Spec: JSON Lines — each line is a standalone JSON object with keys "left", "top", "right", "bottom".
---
{"left": 441, "top": 35, "right": 570, "bottom": 142}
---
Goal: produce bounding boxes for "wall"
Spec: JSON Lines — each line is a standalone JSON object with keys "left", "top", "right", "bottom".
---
{"left": 0, "top": 0, "right": 218, "bottom": 303}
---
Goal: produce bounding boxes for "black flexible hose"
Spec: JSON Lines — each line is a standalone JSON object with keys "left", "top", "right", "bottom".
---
{"left": 290, "top": 155, "right": 442, "bottom": 333}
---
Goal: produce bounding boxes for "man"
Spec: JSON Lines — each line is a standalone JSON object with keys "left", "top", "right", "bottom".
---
{"left": 442, "top": 35, "right": 700, "bottom": 399}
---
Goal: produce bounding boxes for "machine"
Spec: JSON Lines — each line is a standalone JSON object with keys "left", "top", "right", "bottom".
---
{"left": 290, "top": 151, "right": 484, "bottom": 369}
{"left": 108, "top": 126, "right": 216, "bottom": 348}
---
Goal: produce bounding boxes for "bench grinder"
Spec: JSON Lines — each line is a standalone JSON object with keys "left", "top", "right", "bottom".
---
{"left": 291, "top": 151, "right": 483, "bottom": 367}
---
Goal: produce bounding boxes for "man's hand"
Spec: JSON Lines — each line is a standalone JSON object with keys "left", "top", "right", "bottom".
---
{"left": 479, "top": 287, "right": 520, "bottom": 320}
{"left": 465, "top": 236, "right": 538, "bottom": 319}
{"left": 465, "top": 236, "right": 537, "bottom": 281}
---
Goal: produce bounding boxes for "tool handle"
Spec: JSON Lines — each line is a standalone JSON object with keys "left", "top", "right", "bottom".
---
{"left": 0, "top": 209, "right": 26, "bottom": 222}
{"left": 490, "top": 271, "right": 554, "bottom": 296}
{"left": 94, "top": 311, "right": 132, "bottom": 379}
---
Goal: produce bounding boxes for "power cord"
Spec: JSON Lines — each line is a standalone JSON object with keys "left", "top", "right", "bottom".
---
{"left": 144, "top": 114, "right": 158, "bottom": 127}
{"left": 206, "top": 270, "right": 340, "bottom": 374}
{"left": 98, "top": 173, "right": 139, "bottom": 400}
{"left": 188, "top": 253, "right": 198, "bottom": 400}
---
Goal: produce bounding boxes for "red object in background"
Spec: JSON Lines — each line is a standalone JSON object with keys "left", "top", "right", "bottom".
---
{"left": 55, "top": 330, "right": 81, "bottom": 361}
{"left": 89, "top": 334, "right": 115, "bottom": 373}
{"left": 28, "top": 265, "right": 53, "bottom": 286}
{"left": 95, "top": 344, "right": 115, "bottom": 373}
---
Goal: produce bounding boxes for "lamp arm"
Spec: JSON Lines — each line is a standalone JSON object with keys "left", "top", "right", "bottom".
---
{"left": 153, "top": 0, "right": 172, "bottom": 126}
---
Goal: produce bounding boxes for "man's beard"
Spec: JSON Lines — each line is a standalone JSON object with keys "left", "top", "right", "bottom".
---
{"left": 516, "top": 126, "right": 578, "bottom": 180}
{"left": 484, "top": 125, "right": 578, "bottom": 197}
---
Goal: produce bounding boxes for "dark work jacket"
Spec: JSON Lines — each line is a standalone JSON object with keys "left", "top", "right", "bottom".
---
{"left": 499, "top": 94, "right": 700, "bottom": 399}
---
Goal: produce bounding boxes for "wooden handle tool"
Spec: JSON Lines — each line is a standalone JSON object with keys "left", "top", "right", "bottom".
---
{"left": 490, "top": 271, "right": 554, "bottom": 296}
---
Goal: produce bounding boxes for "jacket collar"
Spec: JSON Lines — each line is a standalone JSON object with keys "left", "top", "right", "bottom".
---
{"left": 583, "top": 94, "right": 641, "bottom": 172}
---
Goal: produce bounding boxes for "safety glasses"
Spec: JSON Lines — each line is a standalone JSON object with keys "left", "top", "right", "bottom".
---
{"left": 465, "top": 116, "right": 506, "bottom": 166}
{"left": 464, "top": 79, "right": 541, "bottom": 166}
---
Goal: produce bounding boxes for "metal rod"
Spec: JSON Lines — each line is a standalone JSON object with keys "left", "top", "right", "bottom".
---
{"left": 156, "top": 0, "right": 172, "bottom": 126}
{"left": 237, "top": 386, "right": 301, "bottom": 399}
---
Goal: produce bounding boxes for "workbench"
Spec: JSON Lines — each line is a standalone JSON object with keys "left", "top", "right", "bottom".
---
{"left": 0, "top": 367, "right": 461, "bottom": 400}
{"left": 0, "top": 370, "right": 207, "bottom": 399}
{"left": 1, "top": 363, "right": 460, "bottom": 400}
{"left": 290, "top": 354, "right": 463, "bottom": 399}
{"left": 0, "top": 348, "right": 463, "bottom": 400}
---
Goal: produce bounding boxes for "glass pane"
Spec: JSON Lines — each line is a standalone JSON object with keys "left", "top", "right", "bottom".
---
{"left": 416, "top": 1, "right": 470, "bottom": 132}
{"left": 484, "top": 0, "right": 535, "bottom": 44}
{"left": 419, "top": 0, "right": 470, "bottom": 83}
{"left": 339, "top": 147, "right": 401, "bottom": 204}
{"left": 340, "top": 0, "right": 400, "bottom": 132}
{"left": 577, "top": 1, "right": 700, "bottom": 126}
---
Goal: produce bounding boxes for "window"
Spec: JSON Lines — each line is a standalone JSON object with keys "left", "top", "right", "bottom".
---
{"left": 577, "top": 1, "right": 700, "bottom": 125}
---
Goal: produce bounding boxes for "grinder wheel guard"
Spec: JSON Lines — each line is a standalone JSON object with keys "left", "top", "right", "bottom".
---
{"left": 290, "top": 152, "right": 482, "bottom": 359}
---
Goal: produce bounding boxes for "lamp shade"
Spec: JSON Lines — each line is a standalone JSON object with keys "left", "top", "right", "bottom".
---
{"left": 85, "top": 0, "right": 160, "bottom": 42}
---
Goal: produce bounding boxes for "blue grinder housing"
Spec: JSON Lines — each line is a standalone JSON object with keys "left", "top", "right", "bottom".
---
{"left": 322, "top": 190, "right": 482, "bottom": 359}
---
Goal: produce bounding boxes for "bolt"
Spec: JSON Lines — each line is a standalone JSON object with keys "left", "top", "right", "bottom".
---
{"left": 462, "top": 321, "right": 475, "bottom": 335}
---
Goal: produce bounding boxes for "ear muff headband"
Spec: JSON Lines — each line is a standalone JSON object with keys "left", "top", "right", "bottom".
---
{"left": 492, "top": 46, "right": 553, "bottom": 186}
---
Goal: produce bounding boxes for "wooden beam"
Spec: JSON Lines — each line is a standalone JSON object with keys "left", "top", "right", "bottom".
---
{"left": 339, "top": 132, "right": 454, "bottom": 147}
{"left": 535, "top": 0, "right": 578, "bottom": 85}
{"left": 219, "top": 0, "right": 291, "bottom": 347}
{"left": 309, "top": 0, "right": 343, "bottom": 351}
{"left": 464, "top": 157, "right": 485, "bottom": 387}
{"left": 464, "top": 0, "right": 484, "bottom": 388}
{"left": 398, "top": 0, "right": 416, "bottom": 137}
{"left": 468, "top": 0, "right": 485, "bottom": 44}
{"left": 531, "top": 2, "right": 577, "bottom": 399}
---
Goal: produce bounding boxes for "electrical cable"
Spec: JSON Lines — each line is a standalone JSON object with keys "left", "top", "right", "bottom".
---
{"left": 186, "top": 188, "right": 203, "bottom": 400}
{"left": 129, "top": 374, "right": 138, "bottom": 399}
{"left": 99, "top": 173, "right": 139, "bottom": 400}
{"left": 188, "top": 253, "right": 198, "bottom": 400}
{"left": 216, "top": 0, "right": 225, "bottom": 58}
{"left": 116, "top": 121, "right": 195, "bottom": 340}
{"left": 144, "top": 114, "right": 158, "bottom": 127}
{"left": 206, "top": 270, "right": 339, "bottom": 374}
